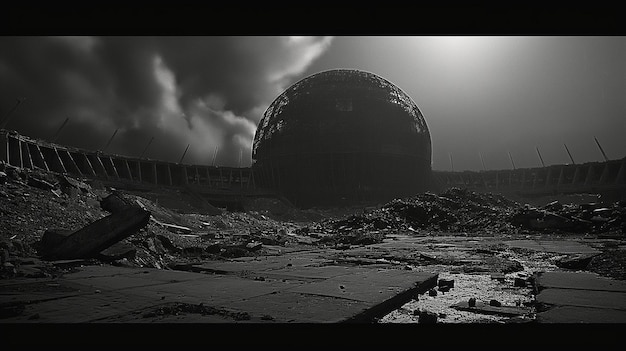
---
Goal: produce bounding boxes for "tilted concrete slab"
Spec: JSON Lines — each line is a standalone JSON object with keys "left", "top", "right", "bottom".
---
{"left": 289, "top": 269, "right": 434, "bottom": 303}
{"left": 537, "top": 289, "right": 626, "bottom": 310}
{"left": 263, "top": 266, "right": 371, "bottom": 281}
{"left": 534, "top": 271, "right": 626, "bottom": 323}
{"left": 6, "top": 289, "right": 161, "bottom": 323}
{"left": 0, "top": 262, "right": 437, "bottom": 323}
{"left": 536, "top": 305, "right": 626, "bottom": 323}
{"left": 226, "top": 291, "right": 372, "bottom": 323}
{"left": 535, "top": 271, "right": 626, "bottom": 292}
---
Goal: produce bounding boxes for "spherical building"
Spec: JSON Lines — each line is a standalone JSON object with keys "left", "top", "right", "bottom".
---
{"left": 252, "top": 69, "right": 431, "bottom": 207}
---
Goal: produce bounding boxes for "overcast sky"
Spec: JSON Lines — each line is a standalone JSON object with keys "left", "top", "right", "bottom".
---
{"left": 0, "top": 36, "right": 624, "bottom": 171}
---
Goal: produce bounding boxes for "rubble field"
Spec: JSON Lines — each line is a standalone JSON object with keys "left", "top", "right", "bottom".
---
{"left": 1, "top": 161, "right": 625, "bottom": 323}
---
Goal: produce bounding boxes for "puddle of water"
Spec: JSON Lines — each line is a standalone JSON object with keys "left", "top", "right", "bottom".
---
{"left": 380, "top": 249, "right": 559, "bottom": 323}
{"left": 379, "top": 271, "right": 535, "bottom": 323}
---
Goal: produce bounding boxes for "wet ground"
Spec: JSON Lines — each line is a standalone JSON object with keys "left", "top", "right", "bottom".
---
{"left": 2, "top": 164, "right": 626, "bottom": 327}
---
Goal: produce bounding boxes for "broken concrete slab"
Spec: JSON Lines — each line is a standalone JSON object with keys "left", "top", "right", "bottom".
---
{"left": 0, "top": 260, "right": 438, "bottom": 323}
{"left": 536, "top": 288, "right": 626, "bottom": 310}
{"left": 150, "top": 218, "right": 192, "bottom": 234}
{"left": 40, "top": 229, "right": 73, "bottom": 251}
{"left": 451, "top": 300, "right": 532, "bottom": 317}
{"left": 535, "top": 271, "right": 626, "bottom": 292}
{"left": 490, "top": 272, "right": 506, "bottom": 282}
{"left": 27, "top": 177, "right": 56, "bottom": 191}
{"left": 534, "top": 271, "right": 626, "bottom": 323}
{"left": 536, "top": 305, "right": 626, "bottom": 323}
{"left": 100, "top": 192, "right": 141, "bottom": 213}
{"left": 40, "top": 207, "right": 150, "bottom": 260}
{"left": 288, "top": 269, "right": 437, "bottom": 304}
{"left": 97, "top": 242, "right": 137, "bottom": 261}
{"left": 555, "top": 253, "right": 600, "bottom": 270}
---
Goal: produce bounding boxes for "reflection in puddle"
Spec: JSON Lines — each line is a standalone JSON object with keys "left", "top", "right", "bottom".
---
{"left": 380, "top": 251, "right": 559, "bottom": 323}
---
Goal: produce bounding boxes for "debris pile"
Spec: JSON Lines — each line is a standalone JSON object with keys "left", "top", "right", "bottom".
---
{"left": 510, "top": 200, "right": 626, "bottom": 234}
{"left": 302, "top": 188, "right": 625, "bottom": 247}
{"left": 307, "top": 188, "right": 522, "bottom": 245}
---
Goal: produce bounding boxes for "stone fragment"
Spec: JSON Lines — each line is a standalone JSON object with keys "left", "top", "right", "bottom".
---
{"left": 514, "top": 277, "right": 527, "bottom": 287}
{"left": 98, "top": 242, "right": 137, "bottom": 261}
{"left": 418, "top": 310, "right": 437, "bottom": 324}
{"left": 489, "top": 299, "right": 502, "bottom": 307}
{"left": 438, "top": 279, "right": 454, "bottom": 289}
{"left": 40, "top": 207, "right": 150, "bottom": 260}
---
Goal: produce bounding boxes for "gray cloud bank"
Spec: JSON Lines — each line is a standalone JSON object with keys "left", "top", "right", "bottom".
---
{"left": 0, "top": 36, "right": 333, "bottom": 166}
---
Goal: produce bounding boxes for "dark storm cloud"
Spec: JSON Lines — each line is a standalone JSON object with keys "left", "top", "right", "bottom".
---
{"left": 0, "top": 36, "right": 333, "bottom": 166}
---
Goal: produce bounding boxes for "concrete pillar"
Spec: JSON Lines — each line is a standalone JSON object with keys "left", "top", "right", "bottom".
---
{"left": 599, "top": 163, "right": 610, "bottom": 184}
{"left": 616, "top": 160, "right": 625, "bottom": 184}
{"left": 80, "top": 153, "right": 97, "bottom": 176}
{"left": 136, "top": 161, "right": 142, "bottom": 182}
{"left": 240, "top": 168, "right": 244, "bottom": 190}
{"left": 557, "top": 167, "right": 565, "bottom": 187}
{"left": 572, "top": 166, "right": 581, "bottom": 185}
{"left": 53, "top": 148, "right": 67, "bottom": 173}
{"left": 17, "top": 139, "right": 24, "bottom": 168}
{"left": 33, "top": 145, "right": 50, "bottom": 171}
{"left": 152, "top": 162, "right": 158, "bottom": 184}
{"left": 167, "top": 165, "right": 173, "bottom": 186}
{"left": 0, "top": 131, "right": 8, "bottom": 163}
{"left": 251, "top": 168, "right": 256, "bottom": 189}
{"left": 92, "top": 155, "right": 108, "bottom": 179}
{"left": 584, "top": 165, "right": 595, "bottom": 186}
{"left": 108, "top": 157, "right": 120, "bottom": 179}
{"left": 124, "top": 160, "right": 133, "bottom": 181}
{"left": 545, "top": 168, "right": 553, "bottom": 188}
{"left": 66, "top": 151, "right": 83, "bottom": 176}
{"left": 181, "top": 166, "right": 188, "bottom": 185}
{"left": 205, "top": 167, "right": 211, "bottom": 187}
{"left": 20, "top": 140, "right": 32, "bottom": 169}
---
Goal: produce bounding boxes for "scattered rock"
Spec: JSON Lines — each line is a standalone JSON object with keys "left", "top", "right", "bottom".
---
{"left": 418, "top": 310, "right": 438, "bottom": 323}
{"left": 205, "top": 243, "right": 222, "bottom": 254}
{"left": 555, "top": 253, "right": 600, "bottom": 270}
{"left": 489, "top": 299, "right": 502, "bottom": 307}
{"left": 514, "top": 277, "right": 527, "bottom": 287}
{"left": 468, "top": 297, "right": 477, "bottom": 307}
{"left": 428, "top": 288, "right": 437, "bottom": 297}
{"left": 438, "top": 279, "right": 454, "bottom": 289}
{"left": 245, "top": 241, "right": 263, "bottom": 251}
{"left": 490, "top": 272, "right": 506, "bottom": 282}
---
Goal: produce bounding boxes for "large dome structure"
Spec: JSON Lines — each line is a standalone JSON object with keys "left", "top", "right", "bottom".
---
{"left": 252, "top": 69, "right": 432, "bottom": 207}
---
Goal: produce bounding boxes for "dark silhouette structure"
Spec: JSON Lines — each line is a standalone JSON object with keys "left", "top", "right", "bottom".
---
{"left": 252, "top": 69, "right": 432, "bottom": 207}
